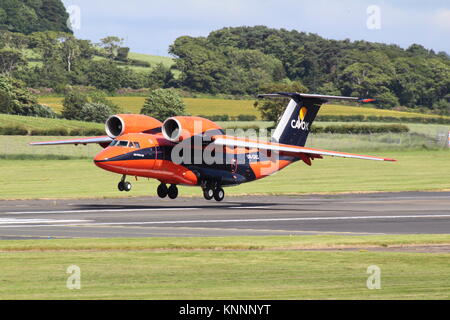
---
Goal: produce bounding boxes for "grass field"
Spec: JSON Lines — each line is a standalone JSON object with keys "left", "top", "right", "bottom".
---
{"left": 93, "top": 52, "right": 180, "bottom": 76}
{"left": 1, "top": 150, "right": 449, "bottom": 199}
{"left": 0, "top": 113, "right": 103, "bottom": 131}
{"left": 0, "top": 235, "right": 449, "bottom": 299}
{"left": 128, "top": 52, "right": 175, "bottom": 69}
{"left": 37, "top": 96, "right": 261, "bottom": 116}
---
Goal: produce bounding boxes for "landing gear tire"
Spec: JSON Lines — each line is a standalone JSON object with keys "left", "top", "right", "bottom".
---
{"left": 203, "top": 188, "right": 214, "bottom": 200}
{"left": 123, "top": 181, "right": 132, "bottom": 192}
{"left": 157, "top": 183, "right": 168, "bottom": 198}
{"left": 118, "top": 181, "right": 131, "bottom": 192}
{"left": 214, "top": 187, "right": 225, "bottom": 202}
{"left": 168, "top": 184, "right": 178, "bottom": 199}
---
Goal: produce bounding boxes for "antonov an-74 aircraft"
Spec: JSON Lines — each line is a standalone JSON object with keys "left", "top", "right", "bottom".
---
{"left": 32, "top": 92, "right": 395, "bottom": 201}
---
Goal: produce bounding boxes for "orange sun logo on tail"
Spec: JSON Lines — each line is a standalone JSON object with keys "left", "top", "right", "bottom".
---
{"left": 299, "top": 107, "right": 307, "bottom": 121}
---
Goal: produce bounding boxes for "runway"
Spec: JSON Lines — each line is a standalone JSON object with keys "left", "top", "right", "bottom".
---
{"left": 1, "top": 191, "right": 450, "bottom": 239}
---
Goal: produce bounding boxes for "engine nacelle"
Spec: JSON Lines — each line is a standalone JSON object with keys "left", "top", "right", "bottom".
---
{"left": 105, "top": 114, "right": 162, "bottom": 138}
{"left": 162, "top": 116, "right": 223, "bottom": 142}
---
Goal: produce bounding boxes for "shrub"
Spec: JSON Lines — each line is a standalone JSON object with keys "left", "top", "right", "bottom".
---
{"left": 19, "top": 104, "right": 58, "bottom": 118}
{"left": 141, "top": 88, "right": 186, "bottom": 121}
{"left": 236, "top": 114, "right": 257, "bottom": 121}
{"left": 0, "top": 126, "right": 28, "bottom": 135}
{"left": 78, "top": 103, "right": 113, "bottom": 123}
{"left": 198, "top": 114, "right": 230, "bottom": 121}
{"left": 61, "top": 90, "right": 89, "bottom": 120}
{"left": 30, "top": 128, "right": 68, "bottom": 136}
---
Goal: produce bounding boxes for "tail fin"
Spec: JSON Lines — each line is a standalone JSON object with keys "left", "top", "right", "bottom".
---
{"left": 258, "top": 92, "right": 365, "bottom": 147}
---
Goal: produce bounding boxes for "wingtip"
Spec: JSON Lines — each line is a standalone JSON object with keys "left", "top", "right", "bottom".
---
{"left": 359, "top": 98, "right": 377, "bottom": 103}
{"left": 384, "top": 158, "right": 397, "bottom": 162}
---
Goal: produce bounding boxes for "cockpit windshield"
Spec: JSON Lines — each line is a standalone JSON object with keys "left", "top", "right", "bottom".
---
{"left": 109, "top": 140, "right": 141, "bottom": 148}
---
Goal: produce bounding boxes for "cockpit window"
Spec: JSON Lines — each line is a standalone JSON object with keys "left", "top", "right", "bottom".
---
{"left": 109, "top": 140, "right": 141, "bottom": 148}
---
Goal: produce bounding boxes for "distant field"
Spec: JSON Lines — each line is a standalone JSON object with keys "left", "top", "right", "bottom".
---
{"left": 94, "top": 52, "right": 180, "bottom": 76}
{"left": 38, "top": 96, "right": 449, "bottom": 121}
{"left": 38, "top": 97, "right": 260, "bottom": 116}
{"left": 23, "top": 49, "right": 177, "bottom": 75}
{"left": 128, "top": 52, "right": 175, "bottom": 69}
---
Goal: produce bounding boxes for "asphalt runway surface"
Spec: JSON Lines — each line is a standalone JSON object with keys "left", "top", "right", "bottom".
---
{"left": 0, "top": 191, "right": 450, "bottom": 240}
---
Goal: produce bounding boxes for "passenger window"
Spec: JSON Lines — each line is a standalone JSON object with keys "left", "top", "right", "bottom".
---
{"left": 118, "top": 140, "right": 129, "bottom": 147}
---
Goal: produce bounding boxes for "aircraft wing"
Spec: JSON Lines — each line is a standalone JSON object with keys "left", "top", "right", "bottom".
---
{"left": 30, "top": 136, "right": 112, "bottom": 146}
{"left": 212, "top": 135, "right": 396, "bottom": 163}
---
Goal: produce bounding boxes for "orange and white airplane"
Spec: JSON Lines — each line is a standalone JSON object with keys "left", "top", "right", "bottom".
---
{"left": 31, "top": 92, "right": 395, "bottom": 201}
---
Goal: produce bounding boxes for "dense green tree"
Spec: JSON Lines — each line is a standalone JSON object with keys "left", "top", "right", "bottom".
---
{"left": 140, "top": 89, "right": 186, "bottom": 121}
{"left": 169, "top": 35, "right": 286, "bottom": 94}
{"left": 0, "top": 75, "right": 37, "bottom": 114}
{"left": 0, "top": 48, "right": 26, "bottom": 75}
{"left": 432, "top": 99, "right": 450, "bottom": 116}
{"left": 147, "top": 63, "right": 174, "bottom": 89}
{"left": 85, "top": 60, "right": 125, "bottom": 92}
{"left": 0, "top": 0, "right": 71, "bottom": 34}
{"left": 187, "top": 25, "right": 450, "bottom": 110}
{"left": 98, "top": 36, "right": 124, "bottom": 60}
{"left": 78, "top": 102, "right": 113, "bottom": 123}
{"left": 61, "top": 90, "right": 89, "bottom": 120}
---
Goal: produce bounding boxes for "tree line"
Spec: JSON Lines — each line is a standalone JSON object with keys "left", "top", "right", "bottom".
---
{"left": 1, "top": 1, "right": 449, "bottom": 120}
{"left": 170, "top": 26, "right": 450, "bottom": 113}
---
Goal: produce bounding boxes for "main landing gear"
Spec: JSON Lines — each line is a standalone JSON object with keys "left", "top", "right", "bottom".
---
{"left": 118, "top": 175, "right": 132, "bottom": 192}
{"left": 157, "top": 183, "right": 178, "bottom": 199}
{"left": 156, "top": 181, "right": 225, "bottom": 202}
{"left": 203, "top": 185, "right": 225, "bottom": 202}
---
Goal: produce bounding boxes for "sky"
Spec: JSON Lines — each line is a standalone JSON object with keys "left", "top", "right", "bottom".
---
{"left": 62, "top": 0, "right": 450, "bottom": 56}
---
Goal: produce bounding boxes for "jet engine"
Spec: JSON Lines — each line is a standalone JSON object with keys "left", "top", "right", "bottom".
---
{"left": 162, "top": 116, "right": 223, "bottom": 142}
{"left": 105, "top": 114, "right": 162, "bottom": 138}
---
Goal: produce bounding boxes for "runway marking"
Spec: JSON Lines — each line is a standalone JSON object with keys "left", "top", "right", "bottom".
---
{"left": 0, "top": 218, "right": 90, "bottom": 225}
{"left": 0, "top": 214, "right": 449, "bottom": 229}
{"left": 17, "top": 213, "right": 447, "bottom": 227}
{"left": 3, "top": 208, "right": 201, "bottom": 215}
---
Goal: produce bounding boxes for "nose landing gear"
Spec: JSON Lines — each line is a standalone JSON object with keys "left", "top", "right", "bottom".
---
{"left": 118, "top": 175, "right": 132, "bottom": 192}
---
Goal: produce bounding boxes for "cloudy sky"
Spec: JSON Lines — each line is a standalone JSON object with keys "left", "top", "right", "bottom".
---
{"left": 62, "top": 0, "right": 450, "bottom": 56}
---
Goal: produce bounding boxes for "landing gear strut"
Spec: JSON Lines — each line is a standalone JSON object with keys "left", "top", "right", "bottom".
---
{"left": 118, "top": 175, "right": 132, "bottom": 192}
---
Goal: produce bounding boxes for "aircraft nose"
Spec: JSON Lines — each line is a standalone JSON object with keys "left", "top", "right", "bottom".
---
{"left": 94, "top": 149, "right": 113, "bottom": 166}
